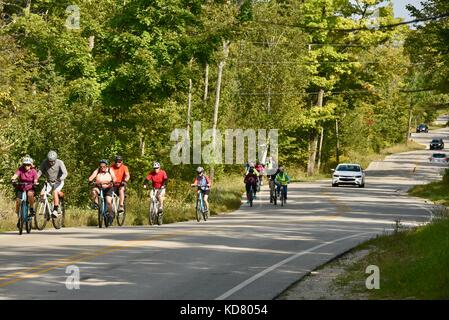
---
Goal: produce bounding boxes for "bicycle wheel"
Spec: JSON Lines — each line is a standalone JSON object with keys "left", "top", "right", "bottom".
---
{"left": 18, "top": 213, "right": 24, "bottom": 235}
{"left": 98, "top": 199, "right": 103, "bottom": 228}
{"left": 35, "top": 198, "right": 48, "bottom": 230}
{"left": 281, "top": 189, "right": 285, "bottom": 207}
{"left": 52, "top": 204, "right": 63, "bottom": 230}
{"left": 117, "top": 200, "right": 126, "bottom": 226}
{"left": 249, "top": 186, "right": 253, "bottom": 207}
{"left": 273, "top": 187, "right": 277, "bottom": 206}
{"left": 157, "top": 211, "right": 163, "bottom": 226}
{"left": 149, "top": 199, "right": 157, "bottom": 225}
{"left": 60, "top": 197, "right": 65, "bottom": 228}
{"left": 25, "top": 215, "right": 32, "bottom": 234}
{"left": 195, "top": 197, "right": 202, "bottom": 222}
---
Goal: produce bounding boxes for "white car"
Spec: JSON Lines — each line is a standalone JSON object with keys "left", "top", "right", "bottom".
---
{"left": 429, "top": 153, "right": 449, "bottom": 164}
{"left": 331, "top": 163, "right": 365, "bottom": 188}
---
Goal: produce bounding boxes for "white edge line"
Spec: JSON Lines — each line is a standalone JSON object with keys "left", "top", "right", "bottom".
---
{"left": 215, "top": 231, "right": 373, "bottom": 300}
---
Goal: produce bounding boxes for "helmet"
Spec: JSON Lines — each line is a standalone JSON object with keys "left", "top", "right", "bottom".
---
{"left": 153, "top": 162, "right": 161, "bottom": 169}
{"left": 279, "top": 166, "right": 284, "bottom": 172}
{"left": 47, "top": 150, "right": 58, "bottom": 161}
{"left": 249, "top": 161, "right": 255, "bottom": 168}
{"left": 99, "top": 159, "right": 108, "bottom": 165}
{"left": 196, "top": 166, "right": 204, "bottom": 173}
{"left": 22, "top": 157, "right": 33, "bottom": 165}
{"left": 115, "top": 155, "right": 123, "bottom": 162}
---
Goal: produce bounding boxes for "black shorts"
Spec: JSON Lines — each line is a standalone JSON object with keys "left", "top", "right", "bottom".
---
{"left": 198, "top": 188, "right": 210, "bottom": 196}
{"left": 16, "top": 189, "right": 34, "bottom": 200}
{"left": 113, "top": 185, "right": 126, "bottom": 194}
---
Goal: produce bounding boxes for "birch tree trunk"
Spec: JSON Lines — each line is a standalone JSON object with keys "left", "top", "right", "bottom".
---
{"left": 307, "top": 89, "right": 324, "bottom": 176}
{"left": 210, "top": 40, "right": 230, "bottom": 182}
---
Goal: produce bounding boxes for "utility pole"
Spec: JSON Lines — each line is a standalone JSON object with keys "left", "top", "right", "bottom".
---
{"left": 406, "top": 102, "right": 413, "bottom": 145}
{"left": 335, "top": 118, "right": 340, "bottom": 164}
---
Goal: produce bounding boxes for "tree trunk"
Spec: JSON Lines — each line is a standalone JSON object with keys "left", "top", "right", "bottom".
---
{"left": 187, "top": 58, "right": 193, "bottom": 133}
{"left": 317, "top": 127, "right": 324, "bottom": 173}
{"left": 335, "top": 119, "right": 340, "bottom": 164}
{"left": 204, "top": 63, "right": 209, "bottom": 104}
{"left": 88, "top": 36, "right": 95, "bottom": 51}
{"left": 307, "top": 89, "right": 324, "bottom": 176}
{"left": 210, "top": 40, "right": 230, "bottom": 182}
{"left": 406, "top": 105, "right": 413, "bottom": 145}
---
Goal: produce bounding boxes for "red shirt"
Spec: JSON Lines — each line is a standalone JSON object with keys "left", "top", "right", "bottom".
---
{"left": 145, "top": 170, "right": 168, "bottom": 189}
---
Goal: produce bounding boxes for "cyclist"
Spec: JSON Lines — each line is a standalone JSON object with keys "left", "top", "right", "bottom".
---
{"left": 143, "top": 162, "right": 168, "bottom": 214}
{"left": 255, "top": 161, "right": 265, "bottom": 188}
{"left": 11, "top": 157, "right": 38, "bottom": 225}
{"left": 191, "top": 166, "right": 211, "bottom": 213}
{"left": 88, "top": 159, "right": 117, "bottom": 222}
{"left": 244, "top": 168, "right": 258, "bottom": 204}
{"left": 37, "top": 150, "right": 68, "bottom": 218}
{"left": 275, "top": 166, "right": 291, "bottom": 200}
{"left": 110, "top": 155, "right": 130, "bottom": 213}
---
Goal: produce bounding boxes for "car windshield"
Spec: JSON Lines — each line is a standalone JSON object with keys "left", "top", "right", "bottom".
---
{"left": 419, "top": 124, "right": 426, "bottom": 127}
{"left": 432, "top": 139, "right": 442, "bottom": 143}
{"left": 336, "top": 165, "right": 361, "bottom": 172}
{"left": 433, "top": 154, "right": 446, "bottom": 158}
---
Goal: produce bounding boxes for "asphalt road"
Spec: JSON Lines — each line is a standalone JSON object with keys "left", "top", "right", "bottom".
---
{"left": 0, "top": 123, "right": 447, "bottom": 300}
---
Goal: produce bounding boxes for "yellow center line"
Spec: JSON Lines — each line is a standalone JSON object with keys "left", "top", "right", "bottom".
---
{"left": 0, "top": 230, "right": 196, "bottom": 288}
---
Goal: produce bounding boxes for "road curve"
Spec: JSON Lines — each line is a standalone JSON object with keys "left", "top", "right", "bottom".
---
{"left": 0, "top": 124, "right": 447, "bottom": 300}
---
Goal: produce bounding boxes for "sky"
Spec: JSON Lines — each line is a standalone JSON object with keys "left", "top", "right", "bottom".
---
{"left": 392, "top": 0, "right": 423, "bottom": 20}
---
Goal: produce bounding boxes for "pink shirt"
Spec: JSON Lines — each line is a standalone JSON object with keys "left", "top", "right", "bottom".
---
{"left": 15, "top": 167, "right": 38, "bottom": 191}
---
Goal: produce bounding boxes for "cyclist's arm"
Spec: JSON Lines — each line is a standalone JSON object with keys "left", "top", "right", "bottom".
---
{"left": 59, "top": 160, "right": 68, "bottom": 181}
{"left": 110, "top": 170, "right": 117, "bottom": 184}
{"left": 162, "top": 171, "right": 168, "bottom": 188}
{"left": 143, "top": 174, "right": 151, "bottom": 188}
{"left": 124, "top": 166, "right": 130, "bottom": 183}
{"left": 88, "top": 169, "right": 98, "bottom": 183}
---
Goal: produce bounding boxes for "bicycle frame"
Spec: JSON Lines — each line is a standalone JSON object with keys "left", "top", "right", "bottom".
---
{"left": 197, "top": 188, "right": 206, "bottom": 213}
{"left": 20, "top": 189, "right": 30, "bottom": 222}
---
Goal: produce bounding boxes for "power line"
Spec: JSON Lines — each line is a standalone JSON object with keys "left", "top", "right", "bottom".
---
{"left": 255, "top": 12, "right": 449, "bottom": 32}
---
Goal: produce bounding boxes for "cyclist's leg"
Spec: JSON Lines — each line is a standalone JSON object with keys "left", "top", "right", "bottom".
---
{"left": 245, "top": 183, "right": 251, "bottom": 201}
{"left": 119, "top": 186, "right": 125, "bottom": 208}
{"left": 283, "top": 185, "right": 288, "bottom": 199}
{"left": 27, "top": 190, "right": 35, "bottom": 215}
{"left": 158, "top": 189, "right": 165, "bottom": 212}
{"left": 276, "top": 183, "right": 281, "bottom": 197}
{"left": 91, "top": 187, "right": 99, "bottom": 208}
{"left": 53, "top": 181, "right": 64, "bottom": 207}
{"left": 105, "top": 188, "right": 114, "bottom": 216}
{"left": 203, "top": 190, "right": 210, "bottom": 211}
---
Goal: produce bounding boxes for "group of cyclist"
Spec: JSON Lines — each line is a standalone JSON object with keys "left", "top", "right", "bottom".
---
{"left": 11, "top": 151, "right": 68, "bottom": 227}
{"left": 243, "top": 157, "right": 291, "bottom": 204}
{"left": 10, "top": 151, "right": 288, "bottom": 230}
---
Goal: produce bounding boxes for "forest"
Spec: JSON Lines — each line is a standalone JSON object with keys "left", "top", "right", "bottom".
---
{"left": 1, "top": 0, "right": 448, "bottom": 225}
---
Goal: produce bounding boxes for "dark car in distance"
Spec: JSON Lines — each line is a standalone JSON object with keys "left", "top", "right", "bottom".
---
{"left": 430, "top": 138, "right": 444, "bottom": 150}
{"left": 416, "top": 124, "right": 428, "bottom": 133}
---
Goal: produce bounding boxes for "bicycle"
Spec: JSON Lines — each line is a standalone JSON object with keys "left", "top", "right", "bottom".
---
{"left": 246, "top": 183, "right": 255, "bottom": 207}
{"left": 277, "top": 184, "right": 287, "bottom": 207}
{"left": 269, "top": 178, "right": 277, "bottom": 206}
{"left": 112, "top": 188, "right": 126, "bottom": 226}
{"left": 193, "top": 186, "right": 209, "bottom": 222}
{"left": 13, "top": 182, "right": 34, "bottom": 235}
{"left": 149, "top": 188, "right": 163, "bottom": 226}
{"left": 35, "top": 181, "right": 65, "bottom": 230}
{"left": 97, "top": 187, "right": 112, "bottom": 228}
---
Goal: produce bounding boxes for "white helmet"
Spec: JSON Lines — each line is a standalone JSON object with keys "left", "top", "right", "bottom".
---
{"left": 22, "top": 157, "right": 33, "bottom": 165}
{"left": 47, "top": 150, "right": 58, "bottom": 161}
{"left": 153, "top": 162, "right": 161, "bottom": 169}
{"left": 196, "top": 166, "right": 204, "bottom": 173}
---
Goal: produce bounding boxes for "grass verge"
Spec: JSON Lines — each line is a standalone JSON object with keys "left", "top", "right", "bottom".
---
{"left": 331, "top": 174, "right": 449, "bottom": 299}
